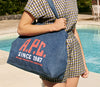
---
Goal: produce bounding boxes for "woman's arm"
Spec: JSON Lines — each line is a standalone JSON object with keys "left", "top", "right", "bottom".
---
{"left": 72, "top": 28, "right": 86, "bottom": 64}
{"left": 17, "top": 11, "right": 66, "bottom": 36}
{"left": 73, "top": 28, "right": 89, "bottom": 78}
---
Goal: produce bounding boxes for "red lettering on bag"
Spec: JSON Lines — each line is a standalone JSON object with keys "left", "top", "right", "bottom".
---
{"left": 19, "top": 39, "right": 31, "bottom": 51}
{"left": 43, "top": 54, "right": 46, "bottom": 58}
{"left": 33, "top": 62, "right": 43, "bottom": 66}
{"left": 16, "top": 56, "right": 34, "bottom": 63}
{"left": 25, "top": 49, "right": 28, "bottom": 52}
{"left": 16, "top": 56, "right": 22, "bottom": 60}
{"left": 28, "top": 39, "right": 40, "bottom": 53}
{"left": 16, "top": 56, "right": 42, "bottom": 66}
{"left": 36, "top": 41, "right": 46, "bottom": 57}
{"left": 33, "top": 51, "right": 35, "bottom": 54}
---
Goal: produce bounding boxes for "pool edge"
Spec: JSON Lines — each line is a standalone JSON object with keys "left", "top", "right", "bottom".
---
{"left": 0, "top": 33, "right": 18, "bottom": 40}
{"left": 0, "top": 50, "right": 9, "bottom": 65}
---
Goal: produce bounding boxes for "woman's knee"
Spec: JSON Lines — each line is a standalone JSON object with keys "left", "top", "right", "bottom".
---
{"left": 42, "top": 80, "right": 66, "bottom": 87}
{"left": 42, "top": 80, "right": 55, "bottom": 87}
{"left": 65, "top": 76, "right": 80, "bottom": 87}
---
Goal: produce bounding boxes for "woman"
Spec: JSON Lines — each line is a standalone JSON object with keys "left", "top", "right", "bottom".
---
{"left": 17, "top": 0, "right": 89, "bottom": 87}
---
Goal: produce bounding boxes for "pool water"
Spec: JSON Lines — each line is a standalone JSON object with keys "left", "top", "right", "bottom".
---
{"left": 77, "top": 29, "right": 100, "bottom": 73}
{"left": 0, "top": 38, "right": 16, "bottom": 52}
{"left": 0, "top": 29, "right": 100, "bottom": 73}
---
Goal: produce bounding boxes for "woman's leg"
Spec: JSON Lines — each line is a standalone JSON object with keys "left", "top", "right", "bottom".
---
{"left": 42, "top": 76, "right": 79, "bottom": 87}
{"left": 65, "top": 76, "right": 80, "bottom": 87}
{"left": 42, "top": 80, "right": 66, "bottom": 87}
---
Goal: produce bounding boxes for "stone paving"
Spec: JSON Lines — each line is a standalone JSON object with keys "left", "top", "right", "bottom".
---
{"left": 0, "top": 14, "right": 100, "bottom": 87}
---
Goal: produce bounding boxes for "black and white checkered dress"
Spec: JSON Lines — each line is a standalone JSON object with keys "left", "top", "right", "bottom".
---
{"left": 24, "top": 0, "right": 85, "bottom": 82}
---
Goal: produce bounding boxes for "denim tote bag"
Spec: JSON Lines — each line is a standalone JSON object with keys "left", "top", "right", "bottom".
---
{"left": 7, "top": 0, "right": 67, "bottom": 81}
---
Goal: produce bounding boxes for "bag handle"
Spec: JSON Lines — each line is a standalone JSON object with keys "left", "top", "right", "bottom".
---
{"left": 47, "top": 0, "right": 59, "bottom": 19}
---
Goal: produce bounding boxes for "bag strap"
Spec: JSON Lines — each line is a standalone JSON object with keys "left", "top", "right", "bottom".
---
{"left": 46, "top": 0, "right": 59, "bottom": 19}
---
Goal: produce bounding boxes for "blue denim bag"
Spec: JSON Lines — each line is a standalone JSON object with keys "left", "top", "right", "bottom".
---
{"left": 7, "top": 0, "right": 67, "bottom": 81}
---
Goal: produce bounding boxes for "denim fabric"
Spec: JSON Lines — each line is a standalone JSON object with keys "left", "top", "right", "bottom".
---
{"left": 7, "top": 0, "right": 68, "bottom": 81}
{"left": 47, "top": 0, "right": 59, "bottom": 19}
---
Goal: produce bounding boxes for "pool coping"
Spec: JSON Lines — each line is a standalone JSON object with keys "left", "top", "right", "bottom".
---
{"left": 0, "top": 23, "right": 100, "bottom": 65}
{"left": 0, "top": 23, "right": 100, "bottom": 87}
{"left": 0, "top": 33, "right": 18, "bottom": 40}
{"left": 0, "top": 50, "right": 9, "bottom": 65}
{"left": 76, "top": 24, "right": 100, "bottom": 30}
{"left": 0, "top": 15, "right": 100, "bottom": 87}
{"left": 0, "top": 24, "right": 100, "bottom": 40}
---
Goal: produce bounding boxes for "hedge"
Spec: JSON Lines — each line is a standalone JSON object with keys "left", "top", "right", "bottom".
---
{"left": 0, "top": 0, "right": 92, "bottom": 16}
{"left": 77, "top": 0, "right": 92, "bottom": 13}
{"left": 0, "top": 0, "right": 27, "bottom": 16}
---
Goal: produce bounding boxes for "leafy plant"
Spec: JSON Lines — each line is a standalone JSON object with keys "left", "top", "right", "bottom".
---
{"left": 0, "top": 0, "right": 92, "bottom": 16}
{"left": 0, "top": 0, "right": 27, "bottom": 16}
{"left": 77, "top": 0, "right": 92, "bottom": 13}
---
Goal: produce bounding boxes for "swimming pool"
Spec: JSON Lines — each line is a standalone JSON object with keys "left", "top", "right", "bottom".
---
{"left": 78, "top": 28, "right": 100, "bottom": 73}
{"left": 0, "top": 27, "right": 100, "bottom": 73}
{"left": 0, "top": 38, "right": 16, "bottom": 52}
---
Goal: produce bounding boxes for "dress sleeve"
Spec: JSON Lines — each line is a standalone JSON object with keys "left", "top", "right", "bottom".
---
{"left": 24, "top": 0, "right": 46, "bottom": 19}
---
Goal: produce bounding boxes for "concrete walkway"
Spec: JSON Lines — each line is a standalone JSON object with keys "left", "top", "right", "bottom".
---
{"left": 0, "top": 63, "right": 100, "bottom": 87}
{"left": 0, "top": 14, "right": 100, "bottom": 87}
{"left": 0, "top": 50, "right": 100, "bottom": 87}
{"left": 0, "top": 64, "right": 42, "bottom": 87}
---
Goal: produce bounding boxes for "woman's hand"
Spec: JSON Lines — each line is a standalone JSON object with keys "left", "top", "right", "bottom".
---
{"left": 81, "top": 64, "right": 89, "bottom": 78}
{"left": 18, "top": 11, "right": 67, "bottom": 36}
{"left": 51, "top": 18, "right": 67, "bottom": 32}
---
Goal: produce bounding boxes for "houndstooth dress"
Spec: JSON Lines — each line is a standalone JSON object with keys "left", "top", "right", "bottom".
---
{"left": 24, "top": 0, "right": 85, "bottom": 82}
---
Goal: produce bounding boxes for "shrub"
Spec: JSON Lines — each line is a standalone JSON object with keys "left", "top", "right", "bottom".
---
{"left": 77, "top": 0, "right": 92, "bottom": 13}
{"left": 0, "top": 0, "right": 27, "bottom": 16}
{"left": 0, "top": 0, "right": 92, "bottom": 16}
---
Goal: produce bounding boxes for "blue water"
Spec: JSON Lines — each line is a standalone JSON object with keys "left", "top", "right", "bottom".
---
{"left": 77, "top": 29, "right": 100, "bottom": 73}
{"left": 0, "top": 38, "right": 16, "bottom": 52}
{"left": 0, "top": 29, "right": 100, "bottom": 73}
